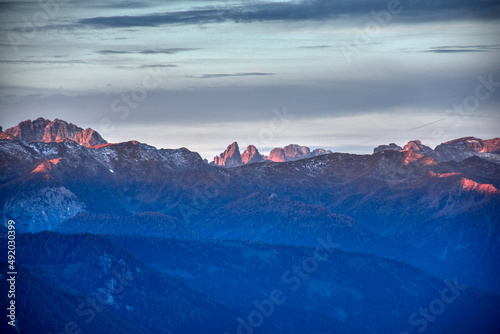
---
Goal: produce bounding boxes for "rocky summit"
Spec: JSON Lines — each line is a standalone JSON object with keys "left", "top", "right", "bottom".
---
{"left": 212, "top": 142, "right": 333, "bottom": 166}
{"left": 212, "top": 141, "right": 242, "bottom": 167}
{"left": 241, "top": 144, "right": 264, "bottom": 164}
{"left": 3, "top": 117, "right": 107, "bottom": 147}
{"left": 374, "top": 137, "right": 500, "bottom": 164}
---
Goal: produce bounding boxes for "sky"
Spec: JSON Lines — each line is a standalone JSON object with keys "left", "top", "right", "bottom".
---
{"left": 0, "top": 0, "right": 499, "bottom": 159}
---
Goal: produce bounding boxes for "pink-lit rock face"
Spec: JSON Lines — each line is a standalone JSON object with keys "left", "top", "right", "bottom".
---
{"left": 374, "top": 137, "right": 500, "bottom": 164}
{"left": 268, "top": 147, "right": 286, "bottom": 162}
{"left": 211, "top": 142, "right": 332, "bottom": 166}
{"left": 73, "top": 128, "right": 106, "bottom": 147}
{"left": 5, "top": 118, "right": 107, "bottom": 147}
{"left": 272, "top": 144, "right": 331, "bottom": 162}
{"left": 49, "top": 158, "right": 61, "bottom": 165}
{"left": 428, "top": 171, "right": 462, "bottom": 178}
{"left": 402, "top": 140, "right": 434, "bottom": 155}
{"left": 0, "top": 132, "right": 15, "bottom": 140}
{"left": 400, "top": 150, "right": 437, "bottom": 166}
{"left": 438, "top": 138, "right": 496, "bottom": 163}
{"left": 30, "top": 158, "right": 62, "bottom": 181}
{"left": 31, "top": 161, "right": 52, "bottom": 174}
{"left": 31, "top": 158, "right": 61, "bottom": 173}
{"left": 5, "top": 117, "right": 51, "bottom": 142}
{"left": 41, "top": 119, "right": 81, "bottom": 143}
{"left": 428, "top": 171, "right": 500, "bottom": 195}
{"left": 213, "top": 142, "right": 243, "bottom": 167}
{"left": 481, "top": 138, "right": 500, "bottom": 153}
{"left": 283, "top": 144, "right": 310, "bottom": 160}
{"left": 460, "top": 178, "right": 499, "bottom": 194}
{"left": 241, "top": 145, "right": 264, "bottom": 164}
{"left": 435, "top": 137, "right": 500, "bottom": 156}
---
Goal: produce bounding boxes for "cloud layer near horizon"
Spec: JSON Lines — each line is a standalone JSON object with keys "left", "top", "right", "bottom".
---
{"left": 75, "top": 0, "right": 500, "bottom": 28}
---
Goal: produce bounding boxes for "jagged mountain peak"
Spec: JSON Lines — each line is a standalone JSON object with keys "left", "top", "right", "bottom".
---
{"left": 267, "top": 147, "right": 286, "bottom": 162}
{"left": 373, "top": 143, "right": 402, "bottom": 153}
{"left": 4, "top": 117, "right": 107, "bottom": 147}
{"left": 283, "top": 144, "right": 310, "bottom": 160}
{"left": 374, "top": 137, "right": 500, "bottom": 164}
{"left": 402, "top": 139, "right": 434, "bottom": 154}
{"left": 212, "top": 141, "right": 243, "bottom": 167}
{"left": 212, "top": 142, "right": 332, "bottom": 166}
{"left": 436, "top": 136, "right": 500, "bottom": 153}
{"left": 241, "top": 144, "right": 264, "bottom": 164}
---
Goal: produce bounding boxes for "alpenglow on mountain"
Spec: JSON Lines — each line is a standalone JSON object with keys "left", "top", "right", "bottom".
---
{"left": 1, "top": 118, "right": 499, "bottom": 334}
{"left": 375, "top": 138, "right": 500, "bottom": 164}
{"left": 211, "top": 141, "right": 333, "bottom": 167}
{"left": 3, "top": 117, "right": 107, "bottom": 147}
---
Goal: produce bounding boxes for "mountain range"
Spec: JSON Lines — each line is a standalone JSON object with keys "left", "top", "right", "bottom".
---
{"left": 374, "top": 138, "right": 500, "bottom": 164}
{"left": 1, "top": 118, "right": 499, "bottom": 333}
{"left": 211, "top": 142, "right": 333, "bottom": 167}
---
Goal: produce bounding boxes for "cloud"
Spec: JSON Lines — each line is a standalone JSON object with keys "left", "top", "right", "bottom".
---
{"left": 426, "top": 49, "right": 487, "bottom": 54}
{"left": 139, "top": 64, "right": 177, "bottom": 68}
{"left": 115, "top": 64, "right": 177, "bottom": 69}
{"left": 97, "top": 50, "right": 133, "bottom": 55}
{"left": 298, "top": 45, "right": 332, "bottom": 49}
{"left": 5, "top": 65, "right": 498, "bottom": 126}
{"left": 192, "top": 72, "right": 275, "bottom": 79}
{"left": 97, "top": 48, "right": 197, "bottom": 55}
{"left": 77, "top": 0, "right": 500, "bottom": 29}
{"left": 423, "top": 45, "right": 500, "bottom": 54}
{"left": 139, "top": 48, "right": 198, "bottom": 54}
{"left": 97, "top": 1, "right": 155, "bottom": 9}
{"left": 0, "top": 60, "right": 87, "bottom": 65}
